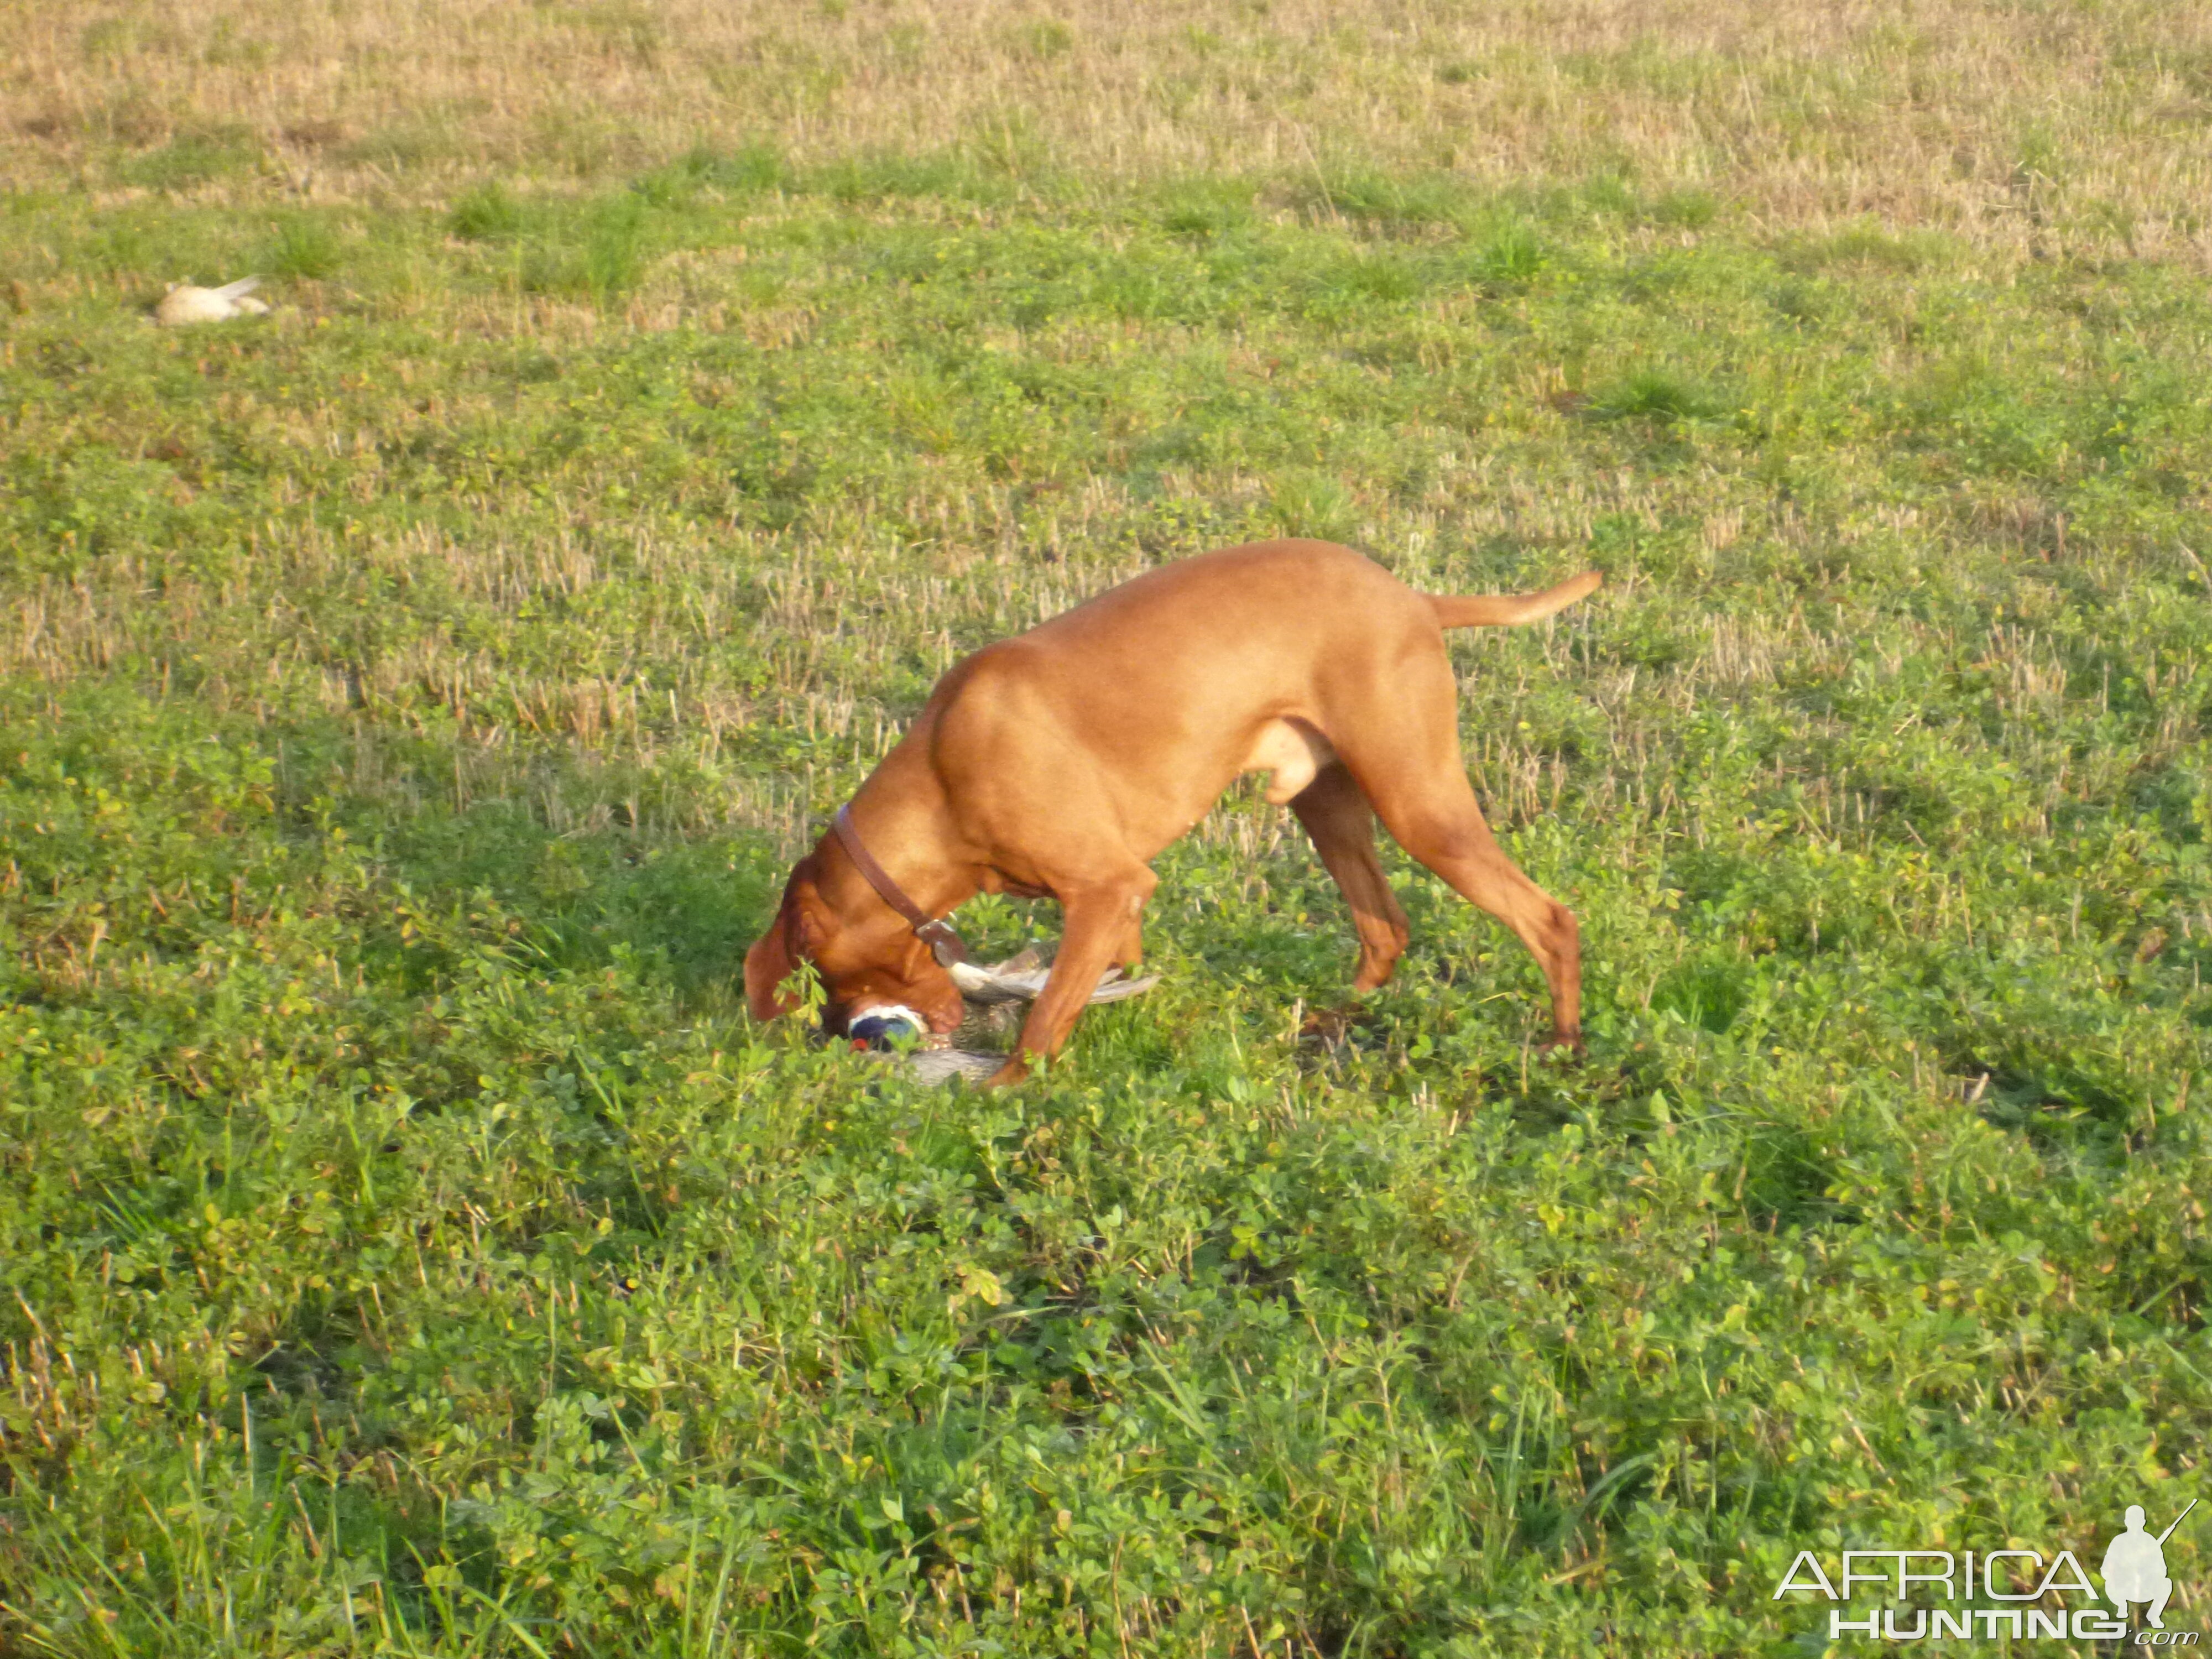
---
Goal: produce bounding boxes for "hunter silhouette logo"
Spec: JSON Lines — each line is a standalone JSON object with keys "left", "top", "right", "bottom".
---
{"left": 1773, "top": 1498, "right": 2200, "bottom": 1644}
{"left": 2105, "top": 1501, "right": 2196, "bottom": 1631}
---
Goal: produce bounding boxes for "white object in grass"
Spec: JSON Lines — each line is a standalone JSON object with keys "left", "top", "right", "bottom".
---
{"left": 155, "top": 278, "right": 269, "bottom": 325}
{"left": 948, "top": 958, "right": 1159, "bottom": 1006}
{"left": 891, "top": 946, "right": 1160, "bottom": 1085}
{"left": 905, "top": 1050, "right": 1004, "bottom": 1086}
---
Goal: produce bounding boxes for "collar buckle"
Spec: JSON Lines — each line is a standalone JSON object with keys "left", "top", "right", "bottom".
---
{"left": 831, "top": 804, "right": 969, "bottom": 966}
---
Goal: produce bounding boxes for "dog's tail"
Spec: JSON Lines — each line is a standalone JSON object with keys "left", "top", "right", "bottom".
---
{"left": 1428, "top": 571, "right": 1601, "bottom": 629}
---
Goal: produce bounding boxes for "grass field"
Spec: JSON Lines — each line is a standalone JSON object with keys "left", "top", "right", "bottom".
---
{"left": 6, "top": 1, "right": 2212, "bottom": 1653}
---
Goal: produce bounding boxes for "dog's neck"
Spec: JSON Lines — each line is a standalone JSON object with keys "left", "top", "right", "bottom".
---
{"left": 824, "top": 750, "right": 980, "bottom": 926}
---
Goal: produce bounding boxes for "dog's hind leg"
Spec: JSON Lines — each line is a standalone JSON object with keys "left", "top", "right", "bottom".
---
{"left": 988, "top": 868, "right": 1158, "bottom": 1085}
{"left": 1289, "top": 762, "right": 1410, "bottom": 993}
{"left": 1370, "top": 776, "right": 1582, "bottom": 1045}
{"left": 1337, "top": 660, "right": 1582, "bottom": 1046}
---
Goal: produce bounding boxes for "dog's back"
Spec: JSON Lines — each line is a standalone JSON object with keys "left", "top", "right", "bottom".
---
{"left": 917, "top": 540, "right": 1595, "bottom": 859}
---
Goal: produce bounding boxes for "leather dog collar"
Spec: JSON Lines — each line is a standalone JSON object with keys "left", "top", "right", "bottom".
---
{"left": 831, "top": 804, "right": 969, "bottom": 966}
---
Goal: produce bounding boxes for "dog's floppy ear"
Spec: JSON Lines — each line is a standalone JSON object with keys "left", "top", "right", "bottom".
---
{"left": 744, "top": 910, "right": 799, "bottom": 1021}
{"left": 745, "top": 863, "right": 823, "bottom": 1021}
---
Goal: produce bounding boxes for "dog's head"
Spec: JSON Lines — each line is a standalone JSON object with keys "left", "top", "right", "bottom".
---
{"left": 744, "top": 853, "right": 966, "bottom": 1041}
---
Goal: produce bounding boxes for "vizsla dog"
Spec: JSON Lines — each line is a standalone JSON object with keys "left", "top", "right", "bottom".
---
{"left": 747, "top": 540, "right": 1599, "bottom": 1084}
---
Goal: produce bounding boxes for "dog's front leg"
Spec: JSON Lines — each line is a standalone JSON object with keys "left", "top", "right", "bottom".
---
{"left": 986, "top": 872, "right": 1157, "bottom": 1086}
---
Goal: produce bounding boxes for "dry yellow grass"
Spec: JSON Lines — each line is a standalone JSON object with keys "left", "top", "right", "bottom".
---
{"left": 6, "top": 0, "right": 2212, "bottom": 257}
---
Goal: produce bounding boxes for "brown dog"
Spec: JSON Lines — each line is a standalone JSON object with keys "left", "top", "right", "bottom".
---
{"left": 746, "top": 539, "right": 1599, "bottom": 1084}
